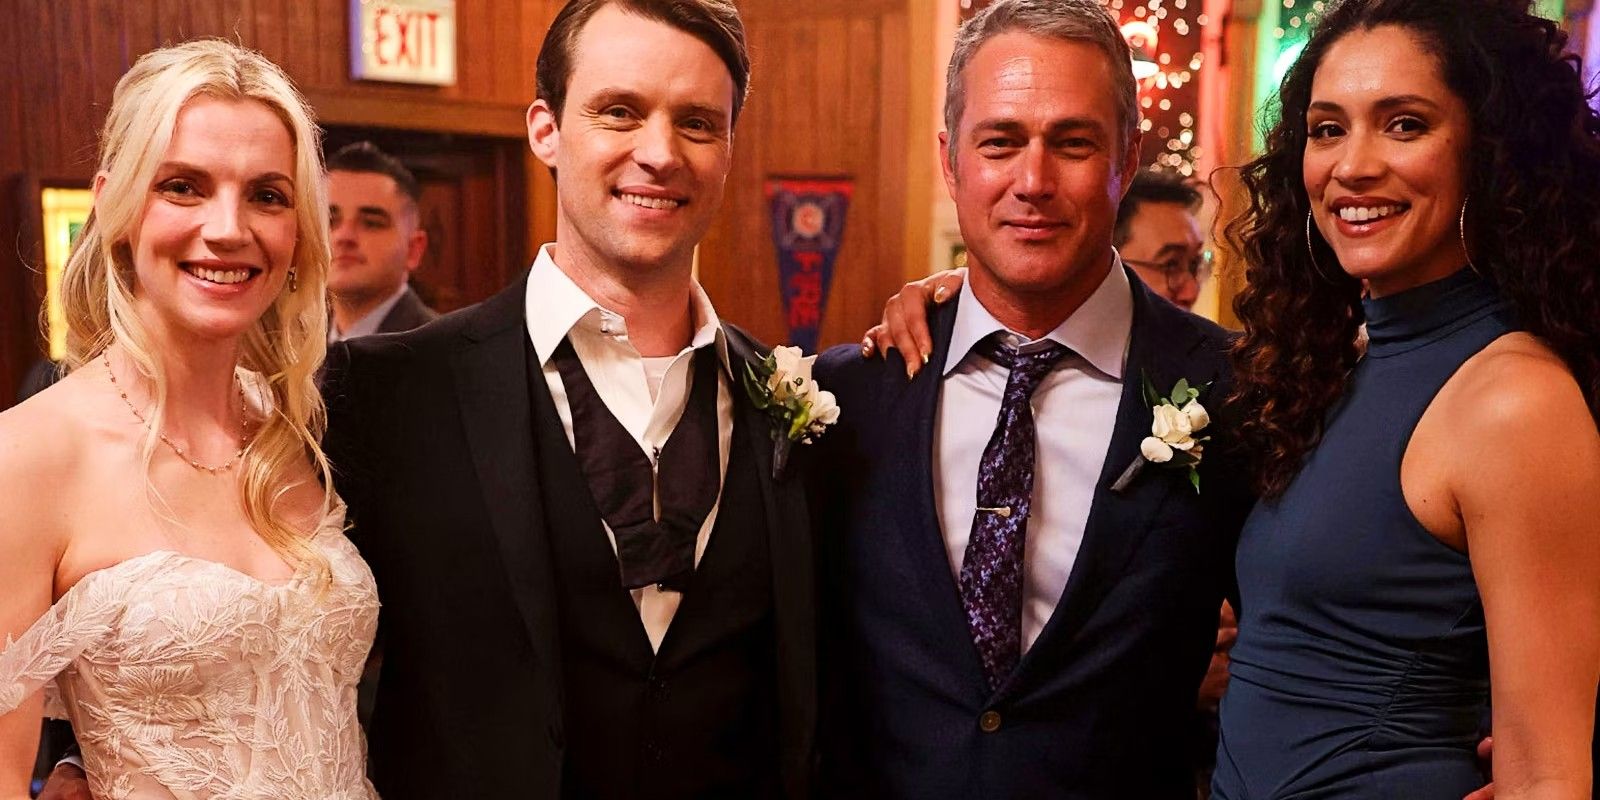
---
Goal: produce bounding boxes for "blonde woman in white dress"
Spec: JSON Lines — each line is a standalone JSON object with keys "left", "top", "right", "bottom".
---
{"left": 0, "top": 40, "right": 378, "bottom": 800}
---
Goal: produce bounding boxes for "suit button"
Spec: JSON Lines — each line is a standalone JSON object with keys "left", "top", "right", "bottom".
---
{"left": 978, "top": 710, "right": 1002, "bottom": 733}
{"left": 647, "top": 677, "right": 668, "bottom": 700}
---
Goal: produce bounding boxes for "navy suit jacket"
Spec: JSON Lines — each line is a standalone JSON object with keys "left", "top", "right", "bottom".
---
{"left": 812, "top": 272, "right": 1253, "bottom": 799}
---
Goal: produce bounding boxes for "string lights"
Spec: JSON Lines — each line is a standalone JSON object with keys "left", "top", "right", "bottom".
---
{"left": 1105, "top": 0, "right": 1205, "bottom": 176}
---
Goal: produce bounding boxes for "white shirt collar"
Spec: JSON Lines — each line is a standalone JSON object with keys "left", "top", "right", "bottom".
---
{"left": 943, "top": 253, "right": 1133, "bottom": 380}
{"left": 329, "top": 282, "right": 410, "bottom": 343}
{"left": 523, "top": 243, "right": 729, "bottom": 368}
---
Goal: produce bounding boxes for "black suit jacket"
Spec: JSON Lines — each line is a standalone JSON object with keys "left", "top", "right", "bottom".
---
{"left": 323, "top": 274, "right": 817, "bottom": 799}
{"left": 812, "top": 272, "right": 1254, "bottom": 799}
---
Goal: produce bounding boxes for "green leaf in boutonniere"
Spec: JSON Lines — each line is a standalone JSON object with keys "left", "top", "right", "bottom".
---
{"left": 1112, "top": 372, "right": 1212, "bottom": 494}
{"left": 743, "top": 346, "right": 841, "bottom": 478}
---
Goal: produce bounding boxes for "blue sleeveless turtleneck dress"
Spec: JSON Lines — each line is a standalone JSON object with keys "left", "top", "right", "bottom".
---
{"left": 1213, "top": 269, "right": 1515, "bottom": 799}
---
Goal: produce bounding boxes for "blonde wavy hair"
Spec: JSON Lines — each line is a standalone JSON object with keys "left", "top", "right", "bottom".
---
{"left": 58, "top": 39, "right": 334, "bottom": 580}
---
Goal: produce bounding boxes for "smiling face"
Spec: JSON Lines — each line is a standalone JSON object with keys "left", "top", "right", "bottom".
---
{"left": 941, "top": 32, "right": 1138, "bottom": 322}
{"left": 1303, "top": 25, "right": 1472, "bottom": 296}
{"left": 123, "top": 96, "right": 298, "bottom": 343}
{"left": 527, "top": 4, "right": 735, "bottom": 279}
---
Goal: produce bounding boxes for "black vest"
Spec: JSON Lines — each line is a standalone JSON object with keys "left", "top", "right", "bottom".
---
{"left": 528, "top": 342, "right": 781, "bottom": 799}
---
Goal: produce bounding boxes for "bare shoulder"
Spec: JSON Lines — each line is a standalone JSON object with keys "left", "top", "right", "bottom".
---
{"left": 0, "top": 372, "right": 104, "bottom": 550}
{"left": 1440, "top": 332, "right": 1600, "bottom": 518}
{"left": 1446, "top": 333, "right": 1593, "bottom": 441}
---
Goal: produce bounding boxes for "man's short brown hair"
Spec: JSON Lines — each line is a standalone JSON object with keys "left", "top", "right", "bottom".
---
{"left": 535, "top": 0, "right": 751, "bottom": 125}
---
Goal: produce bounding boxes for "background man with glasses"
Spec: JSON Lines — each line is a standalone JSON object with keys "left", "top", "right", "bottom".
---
{"left": 1116, "top": 169, "right": 1209, "bottom": 311}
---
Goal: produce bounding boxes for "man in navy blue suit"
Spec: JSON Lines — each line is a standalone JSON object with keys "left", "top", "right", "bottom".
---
{"left": 812, "top": 1, "right": 1252, "bottom": 796}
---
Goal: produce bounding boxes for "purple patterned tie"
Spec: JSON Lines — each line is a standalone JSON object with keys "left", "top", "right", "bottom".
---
{"left": 960, "top": 334, "right": 1071, "bottom": 691}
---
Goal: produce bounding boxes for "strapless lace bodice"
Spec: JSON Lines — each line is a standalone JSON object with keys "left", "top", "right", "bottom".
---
{"left": 0, "top": 507, "right": 379, "bottom": 799}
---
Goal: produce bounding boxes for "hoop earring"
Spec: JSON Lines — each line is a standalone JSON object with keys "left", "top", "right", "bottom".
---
{"left": 287, "top": 267, "right": 299, "bottom": 293}
{"left": 1305, "top": 211, "right": 1339, "bottom": 283}
{"left": 1458, "top": 196, "right": 1480, "bottom": 277}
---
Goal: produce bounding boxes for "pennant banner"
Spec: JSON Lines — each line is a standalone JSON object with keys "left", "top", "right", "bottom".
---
{"left": 765, "top": 177, "right": 853, "bottom": 353}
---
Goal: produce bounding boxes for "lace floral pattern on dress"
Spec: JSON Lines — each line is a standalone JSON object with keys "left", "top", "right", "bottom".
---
{"left": 0, "top": 507, "right": 379, "bottom": 800}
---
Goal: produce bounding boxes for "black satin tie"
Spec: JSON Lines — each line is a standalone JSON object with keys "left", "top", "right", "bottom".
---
{"left": 550, "top": 337, "right": 721, "bottom": 591}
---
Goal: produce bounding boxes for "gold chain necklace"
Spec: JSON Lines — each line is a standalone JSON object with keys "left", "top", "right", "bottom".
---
{"left": 103, "top": 350, "right": 252, "bottom": 474}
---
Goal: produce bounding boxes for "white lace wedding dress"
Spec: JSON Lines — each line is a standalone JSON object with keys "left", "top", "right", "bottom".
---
{"left": 0, "top": 507, "right": 379, "bottom": 799}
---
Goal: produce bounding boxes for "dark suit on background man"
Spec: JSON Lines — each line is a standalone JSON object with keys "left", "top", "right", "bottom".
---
{"left": 322, "top": 273, "right": 816, "bottom": 799}
{"left": 814, "top": 274, "right": 1249, "bottom": 798}
{"left": 372, "top": 285, "right": 438, "bottom": 335}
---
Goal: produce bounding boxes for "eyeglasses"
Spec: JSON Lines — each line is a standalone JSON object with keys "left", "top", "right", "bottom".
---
{"left": 1123, "top": 250, "right": 1213, "bottom": 293}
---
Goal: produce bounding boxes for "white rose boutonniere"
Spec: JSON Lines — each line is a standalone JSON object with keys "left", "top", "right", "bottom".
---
{"left": 1113, "top": 374, "right": 1211, "bottom": 493}
{"left": 743, "top": 345, "right": 841, "bottom": 478}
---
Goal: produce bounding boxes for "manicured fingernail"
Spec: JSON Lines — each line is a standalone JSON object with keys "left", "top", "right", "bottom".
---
{"left": 921, "top": 351, "right": 931, "bottom": 364}
{"left": 934, "top": 286, "right": 950, "bottom": 303}
{"left": 860, "top": 338, "right": 873, "bottom": 357}
{"left": 906, "top": 364, "right": 917, "bottom": 380}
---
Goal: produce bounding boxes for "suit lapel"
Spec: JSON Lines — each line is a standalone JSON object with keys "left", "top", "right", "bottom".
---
{"left": 722, "top": 327, "right": 817, "bottom": 770}
{"left": 1009, "top": 276, "right": 1208, "bottom": 685}
{"left": 893, "top": 299, "right": 996, "bottom": 695}
{"left": 451, "top": 277, "right": 560, "bottom": 652}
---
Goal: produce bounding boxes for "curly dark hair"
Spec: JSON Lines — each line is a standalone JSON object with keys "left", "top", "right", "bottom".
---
{"left": 1228, "top": 0, "right": 1600, "bottom": 498}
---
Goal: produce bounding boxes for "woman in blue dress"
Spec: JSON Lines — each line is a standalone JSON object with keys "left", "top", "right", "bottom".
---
{"left": 1214, "top": 0, "right": 1600, "bottom": 796}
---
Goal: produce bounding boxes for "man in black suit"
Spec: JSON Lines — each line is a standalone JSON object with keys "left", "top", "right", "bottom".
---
{"left": 325, "top": 141, "right": 439, "bottom": 341}
{"left": 813, "top": 1, "right": 1252, "bottom": 796}
{"left": 321, "top": 1, "right": 814, "bottom": 798}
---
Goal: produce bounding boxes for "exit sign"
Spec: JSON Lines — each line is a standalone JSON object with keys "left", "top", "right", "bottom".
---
{"left": 350, "top": 0, "right": 457, "bottom": 86}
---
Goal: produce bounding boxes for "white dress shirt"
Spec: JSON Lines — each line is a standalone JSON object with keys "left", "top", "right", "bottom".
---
{"left": 328, "top": 282, "right": 411, "bottom": 343}
{"left": 934, "top": 259, "right": 1133, "bottom": 653}
{"left": 523, "top": 244, "right": 734, "bottom": 652}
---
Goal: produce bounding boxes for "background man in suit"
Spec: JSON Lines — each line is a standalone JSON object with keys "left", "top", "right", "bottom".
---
{"left": 814, "top": 1, "right": 1251, "bottom": 796}
{"left": 325, "top": 141, "right": 438, "bottom": 341}
{"left": 320, "top": 1, "right": 815, "bottom": 798}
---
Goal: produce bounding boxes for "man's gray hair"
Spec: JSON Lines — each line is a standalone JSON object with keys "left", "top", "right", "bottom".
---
{"left": 944, "top": 0, "right": 1139, "bottom": 170}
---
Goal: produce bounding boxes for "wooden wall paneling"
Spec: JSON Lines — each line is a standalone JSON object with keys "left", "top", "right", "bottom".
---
{"left": 88, "top": 0, "right": 129, "bottom": 118}
{"left": 54, "top": 2, "right": 98, "bottom": 178}
{"left": 783, "top": 20, "right": 821, "bottom": 167}
{"left": 696, "top": 2, "right": 911, "bottom": 350}
{"left": 0, "top": 177, "right": 33, "bottom": 404}
{"left": 280, "top": 0, "right": 320, "bottom": 85}
{"left": 315, "top": 0, "right": 346, "bottom": 88}
{"left": 253, "top": 0, "right": 286, "bottom": 65}
{"left": 303, "top": 90, "right": 527, "bottom": 136}
{"left": 0, "top": 2, "right": 23, "bottom": 173}
{"left": 21, "top": 2, "right": 61, "bottom": 177}
{"left": 528, "top": 151, "right": 555, "bottom": 252}
{"left": 216, "top": 0, "right": 253, "bottom": 42}
{"left": 491, "top": 140, "right": 528, "bottom": 285}
{"left": 491, "top": 0, "right": 528, "bottom": 105}
{"left": 154, "top": 0, "right": 189, "bottom": 41}
{"left": 456, "top": 0, "right": 492, "bottom": 100}
{"left": 5, "top": 175, "right": 49, "bottom": 404}
{"left": 188, "top": 0, "right": 225, "bottom": 42}
{"left": 830, "top": 14, "right": 890, "bottom": 349}
{"left": 415, "top": 178, "right": 465, "bottom": 309}
{"left": 457, "top": 167, "right": 502, "bottom": 302}
{"left": 867, "top": 9, "right": 909, "bottom": 346}
{"left": 0, "top": 7, "right": 22, "bottom": 404}
{"left": 123, "top": 0, "right": 163, "bottom": 71}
